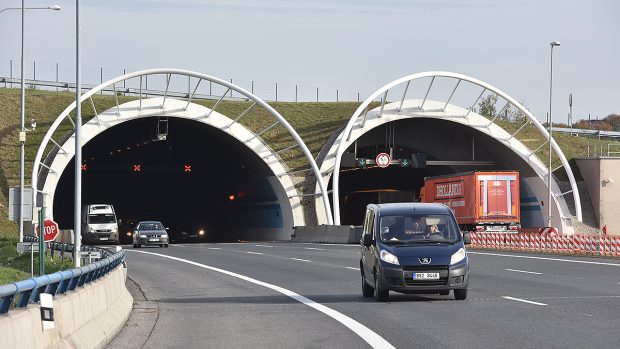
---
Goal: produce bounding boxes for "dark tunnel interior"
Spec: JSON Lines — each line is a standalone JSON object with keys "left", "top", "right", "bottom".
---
{"left": 53, "top": 117, "right": 283, "bottom": 243}
{"left": 332, "top": 118, "right": 537, "bottom": 225}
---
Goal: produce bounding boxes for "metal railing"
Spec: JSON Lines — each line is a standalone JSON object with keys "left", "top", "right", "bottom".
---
{"left": 586, "top": 144, "right": 620, "bottom": 158}
{"left": 0, "top": 240, "right": 125, "bottom": 314}
{"left": 553, "top": 127, "right": 620, "bottom": 139}
{"left": 0, "top": 59, "right": 362, "bottom": 102}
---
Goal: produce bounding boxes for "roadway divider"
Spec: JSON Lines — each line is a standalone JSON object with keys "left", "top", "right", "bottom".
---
{"left": 468, "top": 231, "right": 620, "bottom": 258}
{"left": 291, "top": 225, "right": 359, "bottom": 244}
{"left": 0, "top": 242, "right": 133, "bottom": 348}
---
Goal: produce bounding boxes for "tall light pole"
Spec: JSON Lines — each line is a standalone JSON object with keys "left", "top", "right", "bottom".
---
{"left": 0, "top": 3, "right": 62, "bottom": 243}
{"left": 547, "top": 41, "right": 561, "bottom": 227}
{"left": 74, "top": 0, "right": 82, "bottom": 267}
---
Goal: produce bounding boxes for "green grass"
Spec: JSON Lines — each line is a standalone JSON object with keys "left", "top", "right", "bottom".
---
{"left": 0, "top": 236, "right": 74, "bottom": 284}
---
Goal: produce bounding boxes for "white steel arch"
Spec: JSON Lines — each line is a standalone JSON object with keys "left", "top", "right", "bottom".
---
{"left": 329, "top": 71, "right": 581, "bottom": 229}
{"left": 32, "top": 68, "right": 333, "bottom": 226}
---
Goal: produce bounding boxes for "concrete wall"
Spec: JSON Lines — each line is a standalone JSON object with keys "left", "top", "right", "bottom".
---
{"left": 0, "top": 265, "right": 132, "bottom": 349}
{"left": 575, "top": 158, "right": 620, "bottom": 235}
{"left": 292, "top": 225, "right": 359, "bottom": 244}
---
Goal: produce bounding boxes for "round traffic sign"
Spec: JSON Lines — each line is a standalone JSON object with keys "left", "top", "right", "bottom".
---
{"left": 36, "top": 219, "right": 60, "bottom": 242}
{"left": 375, "top": 153, "right": 391, "bottom": 168}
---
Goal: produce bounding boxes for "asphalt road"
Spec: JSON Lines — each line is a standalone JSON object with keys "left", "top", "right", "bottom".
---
{"left": 108, "top": 243, "right": 620, "bottom": 349}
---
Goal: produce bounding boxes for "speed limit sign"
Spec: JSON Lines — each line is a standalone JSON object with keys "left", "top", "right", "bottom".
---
{"left": 375, "top": 153, "right": 391, "bottom": 168}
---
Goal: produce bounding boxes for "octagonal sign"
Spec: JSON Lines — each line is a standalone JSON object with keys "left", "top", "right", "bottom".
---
{"left": 36, "top": 219, "right": 60, "bottom": 242}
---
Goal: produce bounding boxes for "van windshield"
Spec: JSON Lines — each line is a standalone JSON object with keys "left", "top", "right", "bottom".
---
{"left": 88, "top": 214, "right": 116, "bottom": 224}
{"left": 379, "top": 214, "right": 460, "bottom": 244}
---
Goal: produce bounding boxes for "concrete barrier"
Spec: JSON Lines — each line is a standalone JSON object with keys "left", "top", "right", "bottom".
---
{"left": 0, "top": 265, "right": 132, "bottom": 349}
{"left": 292, "top": 225, "right": 359, "bottom": 244}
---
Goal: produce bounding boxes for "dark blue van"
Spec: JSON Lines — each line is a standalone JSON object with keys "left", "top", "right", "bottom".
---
{"left": 360, "top": 203, "right": 471, "bottom": 302}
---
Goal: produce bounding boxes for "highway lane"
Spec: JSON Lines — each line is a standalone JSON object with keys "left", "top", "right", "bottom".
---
{"left": 110, "top": 243, "right": 620, "bottom": 348}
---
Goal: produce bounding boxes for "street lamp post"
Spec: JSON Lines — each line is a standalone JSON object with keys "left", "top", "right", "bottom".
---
{"left": 547, "top": 41, "right": 561, "bottom": 228}
{"left": 1, "top": 4, "right": 61, "bottom": 243}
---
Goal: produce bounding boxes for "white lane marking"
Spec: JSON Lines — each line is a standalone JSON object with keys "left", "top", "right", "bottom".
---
{"left": 502, "top": 296, "right": 547, "bottom": 306}
{"left": 129, "top": 250, "right": 395, "bottom": 349}
{"left": 208, "top": 247, "right": 222, "bottom": 250}
{"left": 305, "top": 247, "right": 326, "bottom": 251}
{"left": 246, "top": 251, "right": 263, "bottom": 255}
{"left": 345, "top": 267, "right": 360, "bottom": 271}
{"left": 172, "top": 245, "right": 187, "bottom": 248}
{"left": 505, "top": 268, "right": 542, "bottom": 275}
{"left": 468, "top": 251, "right": 620, "bottom": 267}
{"left": 291, "top": 258, "right": 311, "bottom": 263}
{"left": 255, "top": 244, "right": 273, "bottom": 248}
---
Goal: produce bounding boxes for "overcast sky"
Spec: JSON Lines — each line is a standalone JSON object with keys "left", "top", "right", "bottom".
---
{"left": 1, "top": 0, "right": 618, "bottom": 122}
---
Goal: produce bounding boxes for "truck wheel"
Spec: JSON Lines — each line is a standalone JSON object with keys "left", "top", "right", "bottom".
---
{"left": 373, "top": 273, "right": 389, "bottom": 302}
{"left": 361, "top": 271, "right": 373, "bottom": 297}
{"left": 454, "top": 288, "right": 468, "bottom": 300}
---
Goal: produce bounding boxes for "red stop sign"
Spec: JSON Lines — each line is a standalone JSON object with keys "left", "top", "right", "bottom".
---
{"left": 35, "top": 219, "right": 60, "bottom": 242}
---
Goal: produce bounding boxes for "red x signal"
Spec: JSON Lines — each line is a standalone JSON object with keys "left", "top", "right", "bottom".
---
{"left": 133, "top": 164, "right": 141, "bottom": 172}
{"left": 81, "top": 164, "right": 87, "bottom": 171}
{"left": 184, "top": 165, "right": 192, "bottom": 172}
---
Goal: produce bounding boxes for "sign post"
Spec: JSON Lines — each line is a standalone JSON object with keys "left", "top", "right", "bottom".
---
{"left": 39, "top": 207, "right": 45, "bottom": 276}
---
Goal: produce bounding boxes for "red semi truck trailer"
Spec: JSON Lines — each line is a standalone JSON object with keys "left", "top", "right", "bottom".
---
{"left": 421, "top": 171, "right": 520, "bottom": 232}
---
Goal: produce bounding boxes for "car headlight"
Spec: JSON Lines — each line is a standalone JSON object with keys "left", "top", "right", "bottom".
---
{"left": 140, "top": 234, "right": 147, "bottom": 238}
{"left": 450, "top": 247, "right": 466, "bottom": 265}
{"left": 162, "top": 234, "right": 168, "bottom": 238}
{"left": 380, "top": 249, "right": 400, "bottom": 265}
{"left": 198, "top": 230, "right": 205, "bottom": 236}
{"left": 126, "top": 232, "right": 131, "bottom": 236}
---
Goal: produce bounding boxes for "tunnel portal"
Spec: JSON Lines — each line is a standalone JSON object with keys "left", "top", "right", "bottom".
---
{"left": 53, "top": 117, "right": 284, "bottom": 243}
{"left": 334, "top": 118, "right": 538, "bottom": 225}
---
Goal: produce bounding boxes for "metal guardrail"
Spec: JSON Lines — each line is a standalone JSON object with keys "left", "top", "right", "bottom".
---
{"left": 554, "top": 127, "right": 620, "bottom": 139}
{"left": 0, "top": 239, "right": 125, "bottom": 314}
{"left": 587, "top": 144, "right": 620, "bottom": 158}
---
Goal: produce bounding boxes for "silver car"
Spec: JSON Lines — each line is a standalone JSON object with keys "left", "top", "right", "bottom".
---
{"left": 132, "top": 221, "right": 169, "bottom": 248}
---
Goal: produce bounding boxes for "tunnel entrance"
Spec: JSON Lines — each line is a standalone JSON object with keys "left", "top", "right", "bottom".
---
{"left": 331, "top": 118, "right": 537, "bottom": 225}
{"left": 53, "top": 117, "right": 285, "bottom": 243}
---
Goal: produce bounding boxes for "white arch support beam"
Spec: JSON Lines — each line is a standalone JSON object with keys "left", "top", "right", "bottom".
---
{"left": 327, "top": 71, "right": 581, "bottom": 232}
{"left": 32, "top": 68, "right": 333, "bottom": 227}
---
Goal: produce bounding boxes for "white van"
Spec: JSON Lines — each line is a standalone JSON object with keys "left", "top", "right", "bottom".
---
{"left": 82, "top": 204, "right": 119, "bottom": 244}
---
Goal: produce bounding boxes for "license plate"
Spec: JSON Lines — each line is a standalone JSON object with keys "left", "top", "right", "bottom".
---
{"left": 99, "top": 237, "right": 109, "bottom": 241}
{"left": 413, "top": 272, "right": 440, "bottom": 280}
{"left": 149, "top": 238, "right": 159, "bottom": 242}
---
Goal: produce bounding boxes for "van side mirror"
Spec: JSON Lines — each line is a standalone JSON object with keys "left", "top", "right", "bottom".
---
{"left": 362, "top": 234, "right": 374, "bottom": 246}
{"left": 463, "top": 232, "right": 472, "bottom": 245}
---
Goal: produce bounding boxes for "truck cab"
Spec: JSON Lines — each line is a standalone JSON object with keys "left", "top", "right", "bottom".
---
{"left": 82, "top": 204, "right": 119, "bottom": 244}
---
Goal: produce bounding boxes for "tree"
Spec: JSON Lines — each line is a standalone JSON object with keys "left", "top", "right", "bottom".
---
{"left": 478, "top": 94, "right": 497, "bottom": 118}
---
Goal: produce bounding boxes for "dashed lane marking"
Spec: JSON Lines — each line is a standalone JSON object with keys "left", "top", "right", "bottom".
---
{"left": 505, "top": 268, "right": 542, "bottom": 275}
{"left": 305, "top": 247, "right": 326, "bottom": 251}
{"left": 502, "top": 296, "right": 547, "bottom": 306}
{"left": 255, "top": 244, "right": 273, "bottom": 248}
{"left": 129, "top": 249, "right": 395, "bottom": 349}
{"left": 246, "top": 251, "right": 263, "bottom": 255}
{"left": 345, "top": 267, "right": 360, "bottom": 271}
{"left": 291, "top": 258, "right": 311, "bottom": 263}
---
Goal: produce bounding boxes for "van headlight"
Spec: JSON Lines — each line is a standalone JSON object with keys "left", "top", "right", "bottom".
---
{"left": 450, "top": 247, "right": 466, "bottom": 265}
{"left": 380, "top": 250, "right": 400, "bottom": 265}
{"left": 140, "top": 234, "right": 147, "bottom": 238}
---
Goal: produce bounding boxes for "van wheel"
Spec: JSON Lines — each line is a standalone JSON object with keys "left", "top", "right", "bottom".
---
{"left": 373, "top": 273, "right": 389, "bottom": 302}
{"left": 454, "top": 288, "right": 468, "bottom": 300}
{"left": 361, "top": 271, "right": 373, "bottom": 297}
